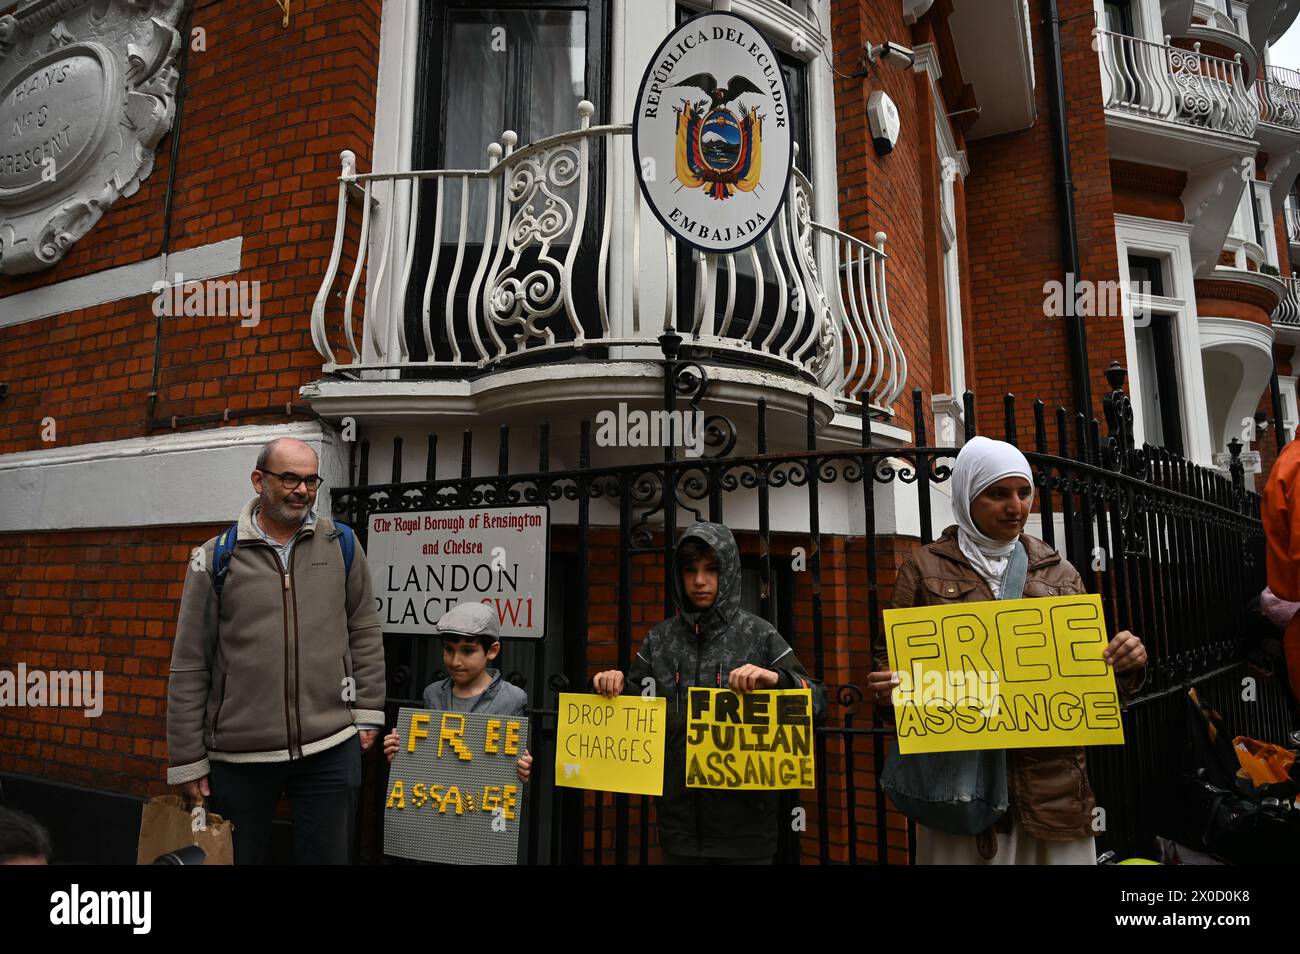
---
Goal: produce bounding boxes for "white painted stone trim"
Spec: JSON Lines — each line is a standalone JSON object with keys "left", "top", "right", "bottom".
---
{"left": 0, "top": 237, "right": 244, "bottom": 330}
{"left": 0, "top": 421, "right": 345, "bottom": 533}
{"left": 1114, "top": 214, "right": 1215, "bottom": 465}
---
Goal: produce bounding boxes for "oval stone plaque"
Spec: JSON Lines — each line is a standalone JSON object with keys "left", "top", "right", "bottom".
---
{"left": 0, "top": 45, "right": 110, "bottom": 201}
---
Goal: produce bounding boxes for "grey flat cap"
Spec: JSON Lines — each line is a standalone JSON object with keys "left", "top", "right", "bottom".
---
{"left": 435, "top": 601, "right": 500, "bottom": 640}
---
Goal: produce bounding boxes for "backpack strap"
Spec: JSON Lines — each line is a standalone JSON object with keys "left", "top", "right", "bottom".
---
{"left": 211, "top": 523, "right": 240, "bottom": 598}
{"left": 333, "top": 523, "right": 355, "bottom": 578}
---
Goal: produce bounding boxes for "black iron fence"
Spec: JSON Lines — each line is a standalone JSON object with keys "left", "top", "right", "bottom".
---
{"left": 332, "top": 354, "right": 1295, "bottom": 864}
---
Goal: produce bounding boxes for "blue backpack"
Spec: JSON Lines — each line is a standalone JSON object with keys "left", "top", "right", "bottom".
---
{"left": 211, "top": 521, "right": 355, "bottom": 600}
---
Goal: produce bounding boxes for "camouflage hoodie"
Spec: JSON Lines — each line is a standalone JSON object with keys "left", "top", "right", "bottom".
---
{"left": 624, "top": 522, "right": 826, "bottom": 859}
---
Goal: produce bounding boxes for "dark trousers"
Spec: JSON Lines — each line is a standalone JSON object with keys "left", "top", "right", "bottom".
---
{"left": 208, "top": 737, "right": 362, "bottom": 865}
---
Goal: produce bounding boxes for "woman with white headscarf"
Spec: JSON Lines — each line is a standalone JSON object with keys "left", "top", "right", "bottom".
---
{"left": 868, "top": 436, "right": 1146, "bottom": 864}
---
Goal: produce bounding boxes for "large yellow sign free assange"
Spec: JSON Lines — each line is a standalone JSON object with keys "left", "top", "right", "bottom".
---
{"left": 883, "top": 594, "right": 1126, "bottom": 754}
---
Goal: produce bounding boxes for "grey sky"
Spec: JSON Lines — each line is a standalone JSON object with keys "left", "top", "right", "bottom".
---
{"left": 1272, "top": 20, "right": 1300, "bottom": 71}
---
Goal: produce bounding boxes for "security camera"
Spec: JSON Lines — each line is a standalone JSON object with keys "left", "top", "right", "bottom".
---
{"left": 865, "top": 41, "right": 915, "bottom": 70}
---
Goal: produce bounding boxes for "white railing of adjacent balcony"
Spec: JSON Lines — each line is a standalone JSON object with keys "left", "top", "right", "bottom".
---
{"left": 1276, "top": 276, "right": 1300, "bottom": 325}
{"left": 310, "top": 101, "right": 906, "bottom": 414}
{"left": 1260, "top": 64, "right": 1300, "bottom": 129}
{"left": 1286, "top": 206, "right": 1300, "bottom": 245}
{"left": 1096, "top": 30, "right": 1258, "bottom": 137}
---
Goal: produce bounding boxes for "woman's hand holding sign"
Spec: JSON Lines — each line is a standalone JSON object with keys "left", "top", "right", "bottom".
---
{"left": 1104, "top": 630, "right": 1146, "bottom": 673}
{"left": 867, "top": 669, "right": 899, "bottom": 706}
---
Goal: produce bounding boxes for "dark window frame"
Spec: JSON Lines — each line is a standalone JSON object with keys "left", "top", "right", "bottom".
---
{"left": 406, "top": 0, "right": 611, "bottom": 370}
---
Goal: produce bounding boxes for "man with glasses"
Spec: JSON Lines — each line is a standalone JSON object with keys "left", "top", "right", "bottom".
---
{"left": 165, "top": 438, "right": 385, "bottom": 863}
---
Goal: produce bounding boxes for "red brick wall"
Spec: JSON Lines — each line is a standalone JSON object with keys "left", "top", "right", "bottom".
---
{"left": 832, "top": 0, "right": 944, "bottom": 438}
{"left": 964, "top": 0, "right": 1128, "bottom": 433}
{"left": 0, "top": 526, "right": 217, "bottom": 798}
{"left": 0, "top": 0, "right": 383, "bottom": 805}
{"left": 0, "top": 1, "right": 382, "bottom": 455}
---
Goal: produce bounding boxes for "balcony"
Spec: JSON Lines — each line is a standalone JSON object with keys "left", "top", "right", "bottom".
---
{"left": 308, "top": 103, "right": 906, "bottom": 431}
{"left": 1276, "top": 276, "right": 1300, "bottom": 326}
{"left": 1187, "top": 0, "right": 1257, "bottom": 82}
{"left": 1098, "top": 31, "right": 1258, "bottom": 140}
{"left": 1259, "top": 65, "right": 1300, "bottom": 130}
{"left": 1287, "top": 206, "right": 1300, "bottom": 247}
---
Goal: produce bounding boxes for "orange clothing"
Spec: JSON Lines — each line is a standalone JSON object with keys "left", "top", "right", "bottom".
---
{"left": 1261, "top": 440, "right": 1300, "bottom": 705}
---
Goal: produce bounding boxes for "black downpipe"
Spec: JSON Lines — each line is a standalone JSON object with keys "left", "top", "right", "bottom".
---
{"left": 145, "top": 3, "right": 195, "bottom": 426}
{"left": 1045, "top": 0, "right": 1093, "bottom": 418}
{"left": 1271, "top": 358, "right": 1288, "bottom": 450}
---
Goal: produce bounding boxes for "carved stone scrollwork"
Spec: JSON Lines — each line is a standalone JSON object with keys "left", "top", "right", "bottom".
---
{"left": 0, "top": 0, "right": 188, "bottom": 274}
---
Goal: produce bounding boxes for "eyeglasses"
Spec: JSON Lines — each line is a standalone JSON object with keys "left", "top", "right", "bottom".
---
{"left": 258, "top": 469, "right": 323, "bottom": 491}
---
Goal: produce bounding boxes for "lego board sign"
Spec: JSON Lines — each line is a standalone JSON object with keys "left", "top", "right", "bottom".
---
{"left": 685, "top": 688, "right": 815, "bottom": 789}
{"left": 883, "top": 594, "right": 1126, "bottom": 754}
{"left": 383, "top": 707, "right": 529, "bottom": 865}
{"left": 633, "top": 10, "right": 793, "bottom": 253}
{"left": 367, "top": 506, "right": 548, "bottom": 639}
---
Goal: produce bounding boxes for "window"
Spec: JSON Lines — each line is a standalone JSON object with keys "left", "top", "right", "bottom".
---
{"left": 1252, "top": 184, "right": 1277, "bottom": 268}
{"left": 406, "top": 1, "right": 608, "bottom": 366}
{"left": 1134, "top": 310, "right": 1184, "bottom": 455}
{"left": 1103, "top": 0, "right": 1135, "bottom": 36}
{"left": 1127, "top": 254, "right": 1165, "bottom": 296}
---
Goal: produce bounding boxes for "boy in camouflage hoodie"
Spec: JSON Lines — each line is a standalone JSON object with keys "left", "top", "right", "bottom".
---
{"left": 593, "top": 522, "right": 825, "bottom": 863}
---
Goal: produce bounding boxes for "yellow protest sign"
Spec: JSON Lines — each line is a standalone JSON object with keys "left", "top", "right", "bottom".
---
{"left": 883, "top": 593, "right": 1125, "bottom": 754}
{"left": 685, "top": 688, "right": 815, "bottom": 790}
{"left": 555, "top": 693, "right": 666, "bottom": 796}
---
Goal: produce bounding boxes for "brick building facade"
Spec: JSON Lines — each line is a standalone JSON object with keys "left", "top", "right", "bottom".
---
{"left": 1, "top": 0, "right": 1297, "bottom": 863}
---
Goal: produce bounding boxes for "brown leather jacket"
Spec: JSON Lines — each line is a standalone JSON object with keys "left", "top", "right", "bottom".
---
{"left": 877, "top": 525, "right": 1130, "bottom": 844}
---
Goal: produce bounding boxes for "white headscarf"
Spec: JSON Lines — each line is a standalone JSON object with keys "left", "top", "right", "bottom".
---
{"left": 951, "top": 436, "right": 1035, "bottom": 597}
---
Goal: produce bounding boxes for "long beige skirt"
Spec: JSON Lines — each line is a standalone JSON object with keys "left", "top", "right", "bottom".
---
{"left": 914, "top": 816, "right": 1098, "bottom": 865}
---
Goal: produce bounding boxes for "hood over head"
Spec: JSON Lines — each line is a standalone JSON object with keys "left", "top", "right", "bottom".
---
{"left": 673, "top": 522, "right": 743, "bottom": 633}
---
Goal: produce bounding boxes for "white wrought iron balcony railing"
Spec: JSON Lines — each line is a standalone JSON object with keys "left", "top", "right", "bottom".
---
{"left": 1276, "top": 276, "right": 1300, "bottom": 325}
{"left": 1286, "top": 206, "right": 1300, "bottom": 246}
{"left": 1097, "top": 30, "right": 1258, "bottom": 137}
{"left": 310, "top": 102, "right": 906, "bottom": 414}
{"left": 1260, "top": 64, "right": 1300, "bottom": 129}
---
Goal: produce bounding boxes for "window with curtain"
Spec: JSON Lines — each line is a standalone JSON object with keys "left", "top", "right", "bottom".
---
{"left": 407, "top": 1, "right": 606, "bottom": 366}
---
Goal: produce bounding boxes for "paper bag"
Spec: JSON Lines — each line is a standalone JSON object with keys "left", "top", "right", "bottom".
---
{"left": 136, "top": 794, "right": 234, "bottom": 865}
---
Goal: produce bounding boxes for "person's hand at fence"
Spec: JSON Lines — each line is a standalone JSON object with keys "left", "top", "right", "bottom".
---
{"left": 728, "top": 664, "right": 778, "bottom": 692}
{"left": 867, "top": 669, "right": 899, "bottom": 706}
{"left": 1104, "top": 630, "right": 1146, "bottom": 673}
{"left": 383, "top": 728, "right": 401, "bottom": 764}
{"left": 358, "top": 729, "right": 377, "bottom": 753}
{"left": 593, "top": 670, "right": 625, "bottom": 697}
{"left": 516, "top": 751, "right": 532, "bottom": 784}
{"left": 179, "top": 776, "right": 211, "bottom": 800}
